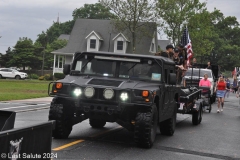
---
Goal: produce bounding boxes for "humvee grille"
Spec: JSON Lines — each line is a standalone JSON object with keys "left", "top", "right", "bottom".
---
{"left": 88, "top": 79, "right": 123, "bottom": 87}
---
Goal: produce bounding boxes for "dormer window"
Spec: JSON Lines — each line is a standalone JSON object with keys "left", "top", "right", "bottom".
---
{"left": 117, "top": 41, "right": 123, "bottom": 50}
{"left": 90, "top": 39, "right": 96, "bottom": 49}
{"left": 85, "top": 31, "right": 103, "bottom": 51}
{"left": 113, "top": 33, "right": 130, "bottom": 53}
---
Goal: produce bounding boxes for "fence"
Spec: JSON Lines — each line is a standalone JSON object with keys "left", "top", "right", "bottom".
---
{"left": 20, "top": 70, "right": 53, "bottom": 76}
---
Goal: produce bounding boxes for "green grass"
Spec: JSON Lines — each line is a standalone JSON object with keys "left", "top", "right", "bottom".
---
{"left": 0, "top": 79, "right": 50, "bottom": 101}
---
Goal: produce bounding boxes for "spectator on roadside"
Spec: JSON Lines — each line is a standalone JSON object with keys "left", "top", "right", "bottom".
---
{"left": 225, "top": 77, "right": 231, "bottom": 90}
{"left": 215, "top": 76, "right": 227, "bottom": 113}
{"left": 232, "top": 75, "right": 238, "bottom": 93}
{"left": 235, "top": 80, "right": 240, "bottom": 98}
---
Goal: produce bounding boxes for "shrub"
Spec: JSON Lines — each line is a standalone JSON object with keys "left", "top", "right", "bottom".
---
{"left": 29, "top": 74, "right": 39, "bottom": 79}
{"left": 38, "top": 76, "right": 44, "bottom": 80}
{"left": 54, "top": 73, "right": 65, "bottom": 80}
{"left": 49, "top": 74, "right": 54, "bottom": 81}
{"left": 44, "top": 74, "right": 51, "bottom": 81}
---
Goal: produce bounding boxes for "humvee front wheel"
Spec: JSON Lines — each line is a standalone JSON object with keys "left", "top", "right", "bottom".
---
{"left": 134, "top": 105, "right": 158, "bottom": 148}
{"left": 89, "top": 119, "right": 106, "bottom": 128}
{"left": 49, "top": 98, "right": 73, "bottom": 139}
{"left": 192, "top": 103, "right": 203, "bottom": 125}
{"left": 159, "top": 112, "right": 176, "bottom": 136}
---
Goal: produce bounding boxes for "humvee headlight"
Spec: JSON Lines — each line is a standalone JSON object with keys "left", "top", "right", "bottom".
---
{"left": 142, "top": 90, "right": 149, "bottom": 97}
{"left": 120, "top": 92, "right": 128, "bottom": 101}
{"left": 55, "top": 82, "right": 63, "bottom": 89}
{"left": 84, "top": 87, "right": 95, "bottom": 98}
{"left": 74, "top": 87, "right": 82, "bottom": 96}
{"left": 103, "top": 88, "right": 114, "bottom": 99}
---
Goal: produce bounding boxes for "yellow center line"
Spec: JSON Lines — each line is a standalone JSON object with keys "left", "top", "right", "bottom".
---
{"left": 52, "top": 126, "right": 123, "bottom": 151}
{"left": 52, "top": 139, "right": 85, "bottom": 151}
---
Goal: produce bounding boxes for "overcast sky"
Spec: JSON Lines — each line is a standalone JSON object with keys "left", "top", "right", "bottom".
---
{"left": 0, "top": 0, "right": 239, "bottom": 54}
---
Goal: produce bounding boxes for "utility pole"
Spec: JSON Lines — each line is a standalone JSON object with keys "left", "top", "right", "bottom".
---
{"left": 41, "top": 47, "right": 45, "bottom": 76}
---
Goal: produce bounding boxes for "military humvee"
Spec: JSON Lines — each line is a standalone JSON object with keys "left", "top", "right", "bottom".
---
{"left": 48, "top": 51, "right": 178, "bottom": 148}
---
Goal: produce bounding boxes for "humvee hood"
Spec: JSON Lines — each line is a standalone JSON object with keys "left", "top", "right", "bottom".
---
{"left": 58, "top": 75, "right": 159, "bottom": 90}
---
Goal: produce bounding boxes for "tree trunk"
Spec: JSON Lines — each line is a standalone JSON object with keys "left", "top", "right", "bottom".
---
{"left": 132, "top": 32, "right": 136, "bottom": 53}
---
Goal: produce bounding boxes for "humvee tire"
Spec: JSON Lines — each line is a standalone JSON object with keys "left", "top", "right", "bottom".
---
{"left": 134, "top": 105, "right": 158, "bottom": 148}
{"left": 192, "top": 103, "right": 203, "bottom": 125}
{"left": 159, "top": 111, "right": 176, "bottom": 136}
{"left": 89, "top": 119, "right": 106, "bottom": 128}
{"left": 49, "top": 98, "right": 74, "bottom": 139}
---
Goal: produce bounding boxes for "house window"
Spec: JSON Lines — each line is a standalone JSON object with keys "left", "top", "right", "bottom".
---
{"left": 90, "top": 39, "right": 96, "bottom": 49}
{"left": 151, "top": 43, "right": 155, "bottom": 51}
{"left": 117, "top": 41, "right": 123, "bottom": 50}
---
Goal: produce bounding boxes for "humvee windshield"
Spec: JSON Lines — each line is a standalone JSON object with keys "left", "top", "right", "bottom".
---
{"left": 73, "top": 54, "right": 162, "bottom": 82}
{"left": 185, "top": 69, "right": 212, "bottom": 78}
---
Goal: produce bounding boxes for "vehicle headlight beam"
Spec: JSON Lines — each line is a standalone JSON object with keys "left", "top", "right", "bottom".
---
{"left": 120, "top": 92, "right": 128, "bottom": 101}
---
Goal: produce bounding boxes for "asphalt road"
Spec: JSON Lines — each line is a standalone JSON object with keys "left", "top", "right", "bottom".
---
{"left": 2, "top": 92, "right": 240, "bottom": 160}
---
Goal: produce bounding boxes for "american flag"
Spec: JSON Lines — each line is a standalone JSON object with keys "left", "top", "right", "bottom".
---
{"left": 181, "top": 27, "right": 193, "bottom": 66}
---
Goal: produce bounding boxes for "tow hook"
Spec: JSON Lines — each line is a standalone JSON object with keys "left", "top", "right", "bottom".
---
{"left": 107, "top": 109, "right": 114, "bottom": 115}
{"left": 84, "top": 106, "right": 90, "bottom": 112}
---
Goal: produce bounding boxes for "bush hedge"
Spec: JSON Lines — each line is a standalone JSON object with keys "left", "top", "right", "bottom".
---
{"left": 54, "top": 73, "right": 65, "bottom": 80}
{"left": 29, "top": 74, "right": 39, "bottom": 79}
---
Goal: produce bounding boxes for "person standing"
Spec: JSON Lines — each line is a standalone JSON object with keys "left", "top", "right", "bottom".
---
{"left": 178, "top": 44, "right": 187, "bottom": 69}
{"left": 172, "top": 48, "right": 185, "bottom": 84}
{"left": 225, "top": 77, "right": 231, "bottom": 90}
{"left": 206, "top": 61, "right": 212, "bottom": 69}
{"left": 232, "top": 75, "right": 238, "bottom": 93}
{"left": 215, "top": 76, "right": 226, "bottom": 113}
{"left": 160, "top": 45, "right": 174, "bottom": 59}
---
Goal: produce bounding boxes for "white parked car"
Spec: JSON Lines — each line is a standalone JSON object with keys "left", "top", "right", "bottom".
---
{"left": 0, "top": 68, "right": 28, "bottom": 79}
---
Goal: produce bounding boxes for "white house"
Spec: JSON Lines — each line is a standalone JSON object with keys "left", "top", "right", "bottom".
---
{"left": 51, "top": 19, "right": 158, "bottom": 74}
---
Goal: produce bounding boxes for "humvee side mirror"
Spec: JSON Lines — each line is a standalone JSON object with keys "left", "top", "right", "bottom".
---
{"left": 169, "top": 73, "right": 176, "bottom": 85}
{"left": 63, "top": 64, "right": 71, "bottom": 75}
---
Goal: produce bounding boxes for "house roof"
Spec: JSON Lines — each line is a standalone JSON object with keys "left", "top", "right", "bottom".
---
{"left": 112, "top": 32, "right": 130, "bottom": 42}
{"left": 85, "top": 31, "right": 103, "bottom": 40}
{"left": 52, "top": 19, "right": 157, "bottom": 55}
{"left": 158, "top": 40, "right": 171, "bottom": 51}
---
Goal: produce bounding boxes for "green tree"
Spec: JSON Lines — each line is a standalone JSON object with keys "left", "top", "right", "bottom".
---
{"left": 156, "top": 0, "right": 206, "bottom": 45}
{"left": 9, "top": 37, "right": 40, "bottom": 70}
{"left": 209, "top": 9, "right": 240, "bottom": 70}
{"left": 187, "top": 10, "right": 216, "bottom": 61}
{"left": 101, "top": 0, "right": 157, "bottom": 53}
{"left": 72, "top": 3, "right": 116, "bottom": 20}
{"left": 0, "top": 47, "right": 14, "bottom": 67}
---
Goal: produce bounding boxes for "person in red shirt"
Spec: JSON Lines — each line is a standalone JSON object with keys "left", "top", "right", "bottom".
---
{"left": 215, "top": 76, "right": 226, "bottom": 113}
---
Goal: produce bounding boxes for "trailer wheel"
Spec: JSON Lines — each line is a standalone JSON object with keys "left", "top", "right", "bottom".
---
{"left": 134, "top": 105, "right": 158, "bottom": 148}
{"left": 192, "top": 103, "right": 203, "bottom": 125}
{"left": 159, "top": 111, "right": 176, "bottom": 136}
{"left": 49, "top": 98, "right": 74, "bottom": 139}
{"left": 89, "top": 119, "right": 106, "bottom": 128}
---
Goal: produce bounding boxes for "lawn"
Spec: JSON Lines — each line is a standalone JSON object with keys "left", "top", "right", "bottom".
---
{"left": 0, "top": 79, "right": 50, "bottom": 101}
